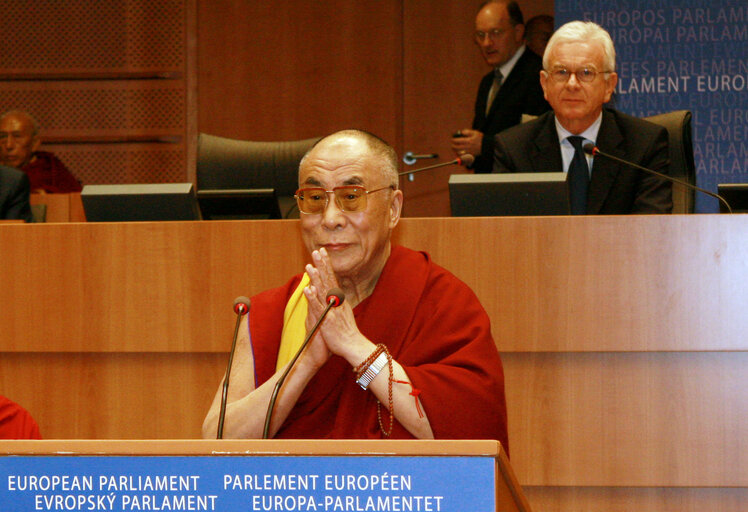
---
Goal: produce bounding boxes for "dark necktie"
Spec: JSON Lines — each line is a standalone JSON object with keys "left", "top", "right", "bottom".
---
{"left": 567, "top": 136, "right": 589, "bottom": 215}
{"left": 486, "top": 69, "right": 503, "bottom": 115}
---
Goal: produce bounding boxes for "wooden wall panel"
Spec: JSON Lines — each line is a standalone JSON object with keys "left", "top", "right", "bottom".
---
{"left": 196, "top": 1, "right": 402, "bottom": 145}
{"left": 2, "top": 214, "right": 746, "bottom": 512}
{"left": 195, "top": 0, "right": 554, "bottom": 217}
{"left": 47, "top": 143, "right": 186, "bottom": 185}
{"left": 1, "top": 353, "right": 221, "bottom": 440}
{"left": 394, "top": 215, "right": 748, "bottom": 351}
{"left": 0, "top": 0, "right": 190, "bottom": 186}
{"left": 0, "top": 221, "right": 307, "bottom": 352}
{"left": 2, "top": 216, "right": 747, "bottom": 353}
{"left": 504, "top": 352, "right": 748, "bottom": 486}
{"left": 524, "top": 487, "right": 748, "bottom": 512}
{"left": 0, "top": 1, "right": 185, "bottom": 75}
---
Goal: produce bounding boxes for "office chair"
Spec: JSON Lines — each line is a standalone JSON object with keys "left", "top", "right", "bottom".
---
{"left": 644, "top": 110, "right": 695, "bottom": 214}
{"left": 196, "top": 133, "right": 321, "bottom": 218}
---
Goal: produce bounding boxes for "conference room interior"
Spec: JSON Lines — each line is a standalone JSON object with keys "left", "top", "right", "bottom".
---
{"left": 1, "top": 1, "right": 746, "bottom": 511}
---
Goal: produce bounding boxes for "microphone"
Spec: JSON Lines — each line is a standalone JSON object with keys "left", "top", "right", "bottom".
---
{"left": 582, "top": 142, "right": 733, "bottom": 214}
{"left": 399, "top": 154, "right": 475, "bottom": 180}
{"left": 216, "top": 296, "right": 251, "bottom": 439}
{"left": 262, "top": 288, "right": 345, "bottom": 439}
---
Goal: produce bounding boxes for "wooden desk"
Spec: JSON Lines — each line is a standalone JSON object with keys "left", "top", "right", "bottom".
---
{"left": 30, "top": 192, "right": 86, "bottom": 222}
{"left": 1, "top": 215, "right": 746, "bottom": 511}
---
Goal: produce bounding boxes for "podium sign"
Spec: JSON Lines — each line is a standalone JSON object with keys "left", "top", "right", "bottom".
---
{"left": 0, "top": 440, "right": 530, "bottom": 512}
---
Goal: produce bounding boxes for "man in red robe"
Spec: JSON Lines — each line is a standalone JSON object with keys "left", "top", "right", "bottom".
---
{"left": 203, "top": 130, "right": 507, "bottom": 449}
{"left": 0, "top": 395, "right": 41, "bottom": 439}
{"left": 0, "top": 110, "right": 82, "bottom": 193}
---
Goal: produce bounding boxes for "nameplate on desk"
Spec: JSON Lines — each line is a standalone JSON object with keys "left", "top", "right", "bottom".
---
{"left": 0, "top": 455, "right": 495, "bottom": 511}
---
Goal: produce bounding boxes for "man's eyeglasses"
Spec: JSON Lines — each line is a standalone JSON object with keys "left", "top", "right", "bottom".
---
{"left": 473, "top": 28, "right": 505, "bottom": 43}
{"left": 545, "top": 66, "right": 612, "bottom": 83}
{"left": 294, "top": 185, "right": 394, "bottom": 215}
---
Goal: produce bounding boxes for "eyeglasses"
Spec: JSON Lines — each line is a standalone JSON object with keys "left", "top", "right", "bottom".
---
{"left": 473, "top": 28, "right": 506, "bottom": 43}
{"left": 294, "top": 185, "right": 394, "bottom": 214}
{"left": 545, "top": 66, "right": 612, "bottom": 83}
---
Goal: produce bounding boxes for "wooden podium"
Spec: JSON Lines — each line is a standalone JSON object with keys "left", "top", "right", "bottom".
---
{"left": 0, "top": 440, "right": 530, "bottom": 511}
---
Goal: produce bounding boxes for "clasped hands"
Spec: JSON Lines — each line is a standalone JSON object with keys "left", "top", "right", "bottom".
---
{"left": 301, "top": 249, "right": 371, "bottom": 371}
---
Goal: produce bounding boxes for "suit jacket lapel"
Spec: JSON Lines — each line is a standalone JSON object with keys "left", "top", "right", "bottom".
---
{"left": 587, "top": 109, "right": 624, "bottom": 213}
{"left": 484, "top": 49, "right": 529, "bottom": 123}
{"left": 529, "top": 112, "right": 563, "bottom": 172}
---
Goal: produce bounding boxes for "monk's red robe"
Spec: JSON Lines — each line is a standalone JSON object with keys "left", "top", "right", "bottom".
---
{"left": 22, "top": 151, "right": 82, "bottom": 193}
{"left": 249, "top": 245, "right": 508, "bottom": 449}
{"left": 0, "top": 396, "right": 41, "bottom": 439}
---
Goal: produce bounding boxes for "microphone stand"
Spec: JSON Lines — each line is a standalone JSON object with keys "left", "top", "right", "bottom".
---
{"left": 217, "top": 298, "right": 250, "bottom": 439}
{"left": 398, "top": 155, "right": 474, "bottom": 178}
{"left": 262, "top": 290, "right": 344, "bottom": 439}
{"left": 585, "top": 145, "right": 733, "bottom": 214}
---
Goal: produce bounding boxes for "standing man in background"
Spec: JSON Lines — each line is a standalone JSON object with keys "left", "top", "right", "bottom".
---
{"left": 0, "top": 110, "right": 82, "bottom": 193}
{"left": 451, "top": 0, "right": 549, "bottom": 173}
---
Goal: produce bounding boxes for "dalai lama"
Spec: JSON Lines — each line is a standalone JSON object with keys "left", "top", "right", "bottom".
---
{"left": 202, "top": 130, "right": 507, "bottom": 448}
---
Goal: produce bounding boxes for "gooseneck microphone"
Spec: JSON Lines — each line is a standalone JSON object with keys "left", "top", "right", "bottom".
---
{"left": 582, "top": 142, "right": 733, "bottom": 214}
{"left": 217, "top": 296, "right": 251, "bottom": 439}
{"left": 262, "top": 288, "right": 345, "bottom": 439}
{"left": 398, "top": 154, "right": 475, "bottom": 177}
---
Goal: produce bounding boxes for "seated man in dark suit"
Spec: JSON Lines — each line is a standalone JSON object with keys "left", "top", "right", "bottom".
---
{"left": 0, "top": 165, "right": 33, "bottom": 222}
{"left": 451, "top": 0, "right": 550, "bottom": 174}
{"left": 493, "top": 21, "right": 672, "bottom": 214}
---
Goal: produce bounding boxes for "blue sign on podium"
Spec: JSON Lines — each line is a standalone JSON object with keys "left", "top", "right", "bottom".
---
{"left": 0, "top": 454, "right": 497, "bottom": 511}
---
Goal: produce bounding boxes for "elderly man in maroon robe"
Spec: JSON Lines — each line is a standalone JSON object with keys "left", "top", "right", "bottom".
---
{"left": 0, "top": 110, "right": 82, "bottom": 193}
{"left": 203, "top": 130, "right": 507, "bottom": 448}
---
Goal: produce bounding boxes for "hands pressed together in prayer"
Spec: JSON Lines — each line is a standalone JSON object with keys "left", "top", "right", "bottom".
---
{"left": 301, "top": 248, "right": 373, "bottom": 372}
{"left": 301, "top": 247, "right": 433, "bottom": 439}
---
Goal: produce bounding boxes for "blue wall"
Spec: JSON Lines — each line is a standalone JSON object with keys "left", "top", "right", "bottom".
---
{"left": 555, "top": 0, "right": 748, "bottom": 212}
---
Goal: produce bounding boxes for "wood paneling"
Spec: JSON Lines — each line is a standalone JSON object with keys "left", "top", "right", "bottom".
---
{"left": 196, "top": 0, "right": 554, "bottom": 217}
{"left": 394, "top": 215, "right": 748, "bottom": 351}
{"left": 0, "top": 439, "right": 505, "bottom": 456}
{"left": 0, "top": 353, "right": 221, "bottom": 439}
{"left": 0, "top": 0, "right": 190, "bottom": 186}
{"left": 0, "top": 221, "right": 306, "bottom": 352}
{"left": 524, "top": 487, "right": 748, "bottom": 512}
{"left": 30, "top": 193, "right": 86, "bottom": 223}
{"left": 3, "top": 216, "right": 747, "bottom": 353}
{"left": 400, "top": 0, "right": 554, "bottom": 216}
{"left": 196, "top": 1, "right": 402, "bottom": 145}
{"left": 505, "top": 352, "right": 748, "bottom": 486}
{"left": 2, "top": 214, "right": 746, "bottom": 511}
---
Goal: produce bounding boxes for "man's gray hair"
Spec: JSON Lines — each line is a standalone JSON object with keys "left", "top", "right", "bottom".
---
{"left": 300, "top": 129, "right": 399, "bottom": 189}
{"left": 543, "top": 21, "right": 616, "bottom": 73}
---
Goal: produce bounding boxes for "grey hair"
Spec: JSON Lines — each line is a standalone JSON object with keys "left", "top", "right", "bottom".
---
{"left": 300, "top": 129, "right": 399, "bottom": 189}
{"left": 543, "top": 21, "right": 616, "bottom": 72}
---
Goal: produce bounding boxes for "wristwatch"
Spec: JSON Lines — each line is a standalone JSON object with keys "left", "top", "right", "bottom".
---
{"left": 356, "top": 352, "right": 388, "bottom": 390}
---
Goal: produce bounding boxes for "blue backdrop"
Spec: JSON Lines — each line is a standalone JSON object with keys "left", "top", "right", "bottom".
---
{"left": 555, "top": 0, "right": 748, "bottom": 212}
